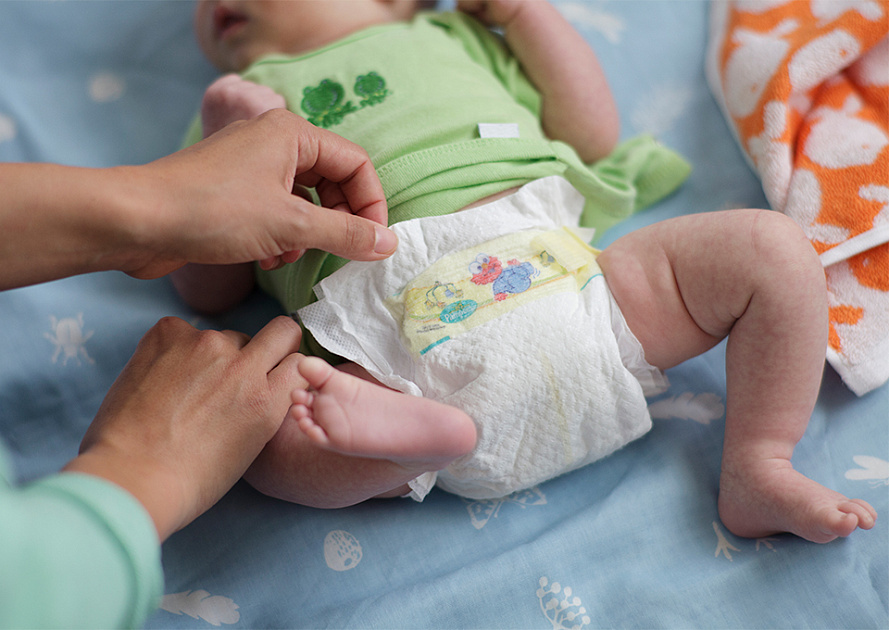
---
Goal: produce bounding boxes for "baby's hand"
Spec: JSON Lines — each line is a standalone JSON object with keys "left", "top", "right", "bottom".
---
{"left": 201, "top": 74, "right": 287, "bottom": 138}
{"left": 456, "top": 0, "right": 526, "bottom": 28}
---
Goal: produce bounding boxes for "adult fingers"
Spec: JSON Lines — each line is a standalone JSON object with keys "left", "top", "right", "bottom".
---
{"left": 218, "top": 328, "right": 251, "bottom": 349}
{"left": 240, "top": 316, "right": 303, "bottom": 373}
{"left": 289, "top": 198, "right": 398, "bottom": 261}
{"left": 312, "top": 164, "right": 388, "bottom": 227}
{"left": 258, "top": 256, "right": 284, "bottom": 271}
{"left": 268, "top": 352, "right": 309, "bottom": 397}
{"left": 284, "top": 114, "right": 389, "bottom": 224}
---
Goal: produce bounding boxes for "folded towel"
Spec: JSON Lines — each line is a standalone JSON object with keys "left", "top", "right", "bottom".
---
{"left": 706, "top": 0, "right": 889, "bottom": 396}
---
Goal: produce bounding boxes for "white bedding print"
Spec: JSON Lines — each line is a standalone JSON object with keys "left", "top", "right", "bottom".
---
{"left": 0, "top": 1, "right": 885, "bottom": 628}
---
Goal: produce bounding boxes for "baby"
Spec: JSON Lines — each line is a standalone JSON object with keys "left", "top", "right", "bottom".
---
{"left": 175, "top": 0, "right": 876, "bottom": 543}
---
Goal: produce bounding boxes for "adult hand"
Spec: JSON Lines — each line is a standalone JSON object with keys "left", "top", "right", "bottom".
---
{"left": 197, "top": 74, "right": 311, "bottom": 268}
{"left": 0, "top": 109, "right": 395, "bottom": 290}
{"left": 64, "top": 316, "right": 306, "bottom": 540}
{"left": 125, "top": 108, "right": 396, "bottom": 278}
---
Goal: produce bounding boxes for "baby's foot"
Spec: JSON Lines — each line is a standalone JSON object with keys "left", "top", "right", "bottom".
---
{"left": 718, "top": 457, "right": 877, "bottom": 543}
{"left": 290, "top": 357, "right": 477, "bottom": 470}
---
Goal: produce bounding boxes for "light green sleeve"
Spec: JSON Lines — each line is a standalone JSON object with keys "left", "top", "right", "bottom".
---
{"left": 0, "top": 449, "right": 163, "bottom": 629}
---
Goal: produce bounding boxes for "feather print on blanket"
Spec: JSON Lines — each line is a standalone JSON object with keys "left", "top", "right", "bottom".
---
{"left": 706, "top": 0, "right": 889, "bottom": 395}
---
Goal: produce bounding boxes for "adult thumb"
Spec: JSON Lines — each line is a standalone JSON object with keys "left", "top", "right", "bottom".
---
{"left": 305, "top": 205, "right": 398, "bottom": 261}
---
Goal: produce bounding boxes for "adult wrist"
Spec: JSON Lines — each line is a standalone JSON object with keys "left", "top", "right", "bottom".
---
{"left": 63, "top": 446, "right": 186, "bottom": 542}
{"left": 96, "top": 165, "right": 174, "bottom": 277}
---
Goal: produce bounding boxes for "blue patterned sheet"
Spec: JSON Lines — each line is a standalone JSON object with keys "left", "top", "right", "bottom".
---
{"left": 1, "top": 2, "right": 886, "bottom": 628}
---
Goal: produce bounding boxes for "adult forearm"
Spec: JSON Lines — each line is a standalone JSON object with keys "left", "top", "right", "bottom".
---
{"left": 0, "top": 163, "right": 149, "bottom": 290}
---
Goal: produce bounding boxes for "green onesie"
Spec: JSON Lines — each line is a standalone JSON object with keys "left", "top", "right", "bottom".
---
{"left": 183, "top": 11, "right": 690, "bottom": 358}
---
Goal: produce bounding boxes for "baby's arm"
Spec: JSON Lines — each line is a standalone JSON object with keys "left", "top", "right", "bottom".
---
{"left": 172, "top": 76, "right": 288, "bottom": 313}
{"left": 458, "top": 0, "right": 619, "bottom": 163}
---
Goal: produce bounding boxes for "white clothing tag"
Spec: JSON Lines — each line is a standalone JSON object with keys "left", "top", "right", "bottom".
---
{"left": 478, "top": 123, "right": 520, "bottom": 139}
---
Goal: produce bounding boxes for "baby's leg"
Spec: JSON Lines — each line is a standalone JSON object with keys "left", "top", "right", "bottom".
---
{"left": 292, "top": 357, "right": 477, "bottom": 470}
{"left": 599, "top": 210, "right": 876, "bottom": 543}
{"left": 244, "top": 360, "right": 475, "bottom": 508}
{"left": 244, "top": 418, "right": 427, "bottom": 508}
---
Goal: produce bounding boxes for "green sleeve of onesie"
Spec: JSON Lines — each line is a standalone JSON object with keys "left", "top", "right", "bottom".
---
{"left": 0, "top": 454, "right": 164, "bottom": 629}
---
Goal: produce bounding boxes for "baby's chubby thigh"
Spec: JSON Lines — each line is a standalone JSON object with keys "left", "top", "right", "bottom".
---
{"left": 597, "top": 214, "right": 742, "bottom": 371}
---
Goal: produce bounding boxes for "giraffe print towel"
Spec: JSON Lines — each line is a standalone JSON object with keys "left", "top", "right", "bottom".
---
{"left": 706, "top": 0, "right": 889, "bottom": 395}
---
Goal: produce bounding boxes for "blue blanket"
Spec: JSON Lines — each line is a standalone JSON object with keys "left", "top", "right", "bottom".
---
{"left": 1, "top": 1, "right": 886, "bottom": 627}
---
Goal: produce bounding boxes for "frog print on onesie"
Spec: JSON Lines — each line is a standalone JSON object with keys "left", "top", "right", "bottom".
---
{"left": 300, "top": 72, "right": 389, "bottom": 128}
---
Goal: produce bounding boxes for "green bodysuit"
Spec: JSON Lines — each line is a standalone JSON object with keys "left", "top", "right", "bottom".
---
{"left": 183, "top": 11, "right": 690, "bottom": 358}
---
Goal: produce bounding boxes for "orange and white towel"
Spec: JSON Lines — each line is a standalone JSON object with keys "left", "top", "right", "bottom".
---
{"left": 707, "top": 0, "right": 889, "bottom": 395}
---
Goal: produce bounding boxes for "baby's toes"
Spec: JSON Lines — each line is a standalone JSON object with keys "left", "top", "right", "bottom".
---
{"left": 294, "top": 412, "right": 331, "bottom": 447}
{"left": 291, "top": 388, "right": 313, "bottom": 406}
{"left": 840, "top": 499, "right": 877, "bottom": 530}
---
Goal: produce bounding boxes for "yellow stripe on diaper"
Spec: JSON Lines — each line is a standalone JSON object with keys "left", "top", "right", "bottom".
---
{"left": 386, "top": 228, "right": 601, "bottom": 356}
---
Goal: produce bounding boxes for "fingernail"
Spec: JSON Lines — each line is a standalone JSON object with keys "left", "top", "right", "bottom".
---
{"left": 281, "top": 249, "right": 305, "bottom": 264}
{"left": 374, "top": 226, "right": 398, "bottom": 255}
{"left": 258, "top": 257, "right": 275, "bottom": 271}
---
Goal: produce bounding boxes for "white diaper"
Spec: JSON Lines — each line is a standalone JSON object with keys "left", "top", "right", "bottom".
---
{"left": 298, "top": 176, "right": 668, "bottom": 501}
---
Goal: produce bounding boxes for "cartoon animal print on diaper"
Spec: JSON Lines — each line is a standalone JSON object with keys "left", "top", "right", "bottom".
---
{"left": 391, "top": 228, "right": 602, "bottom": 356}
{"left": 469, "top": 254, "right": 541, "bottom": 301}
{"left": 425, "top": 281, "right": 463, "bottom": 310}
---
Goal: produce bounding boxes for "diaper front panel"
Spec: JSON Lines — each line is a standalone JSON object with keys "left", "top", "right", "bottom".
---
{"left": 298, "top": 177, "right": 655, "bottom": 500}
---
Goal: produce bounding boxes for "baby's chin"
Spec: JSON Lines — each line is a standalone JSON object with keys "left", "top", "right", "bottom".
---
{"left": 214, "top": 43, "right": 267, "bottom": 74}
{"left": 225, "top": 53, "right": 257, "bottom": 74}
